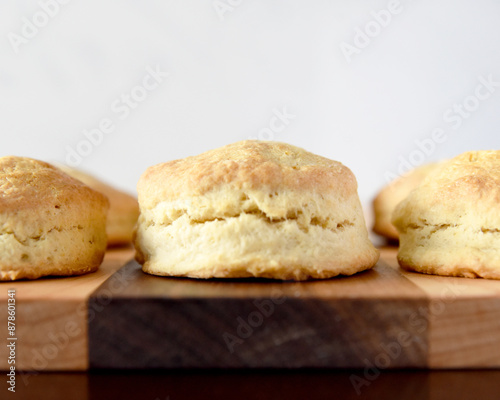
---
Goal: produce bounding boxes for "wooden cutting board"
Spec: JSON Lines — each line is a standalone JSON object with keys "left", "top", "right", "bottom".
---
{"left": 0, "top": 248, "right": 134, "bottom": 372}
{"left": 2, "top": 247, "right": 500, "bottom": 371}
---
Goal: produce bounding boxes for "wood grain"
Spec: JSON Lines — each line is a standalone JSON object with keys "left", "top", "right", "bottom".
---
{"left": 382, "top": 247, "right": 500, "bottom": 367}
{"left": 0, "top": 248, "right": 133, "bottom": 371}
{"left": 89, "top": 254, "right": 429, "bottom": 369}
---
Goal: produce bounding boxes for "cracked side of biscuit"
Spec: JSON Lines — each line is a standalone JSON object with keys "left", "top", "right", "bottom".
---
{"left": 144, "top": 208, "right": 355, "bottom": 234}
{"left": 0, "top": 225, "right": 86, "bottom": 246}
{"left": 141, "top": 189, "right": 359, "bottom": 234}
{"left": 401, "top": 218, "right": 500, "bottom": 240}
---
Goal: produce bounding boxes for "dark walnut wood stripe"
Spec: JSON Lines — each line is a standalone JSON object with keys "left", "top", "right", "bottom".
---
{"left": 88, "top": 253, "right": 429, "bottom": 369}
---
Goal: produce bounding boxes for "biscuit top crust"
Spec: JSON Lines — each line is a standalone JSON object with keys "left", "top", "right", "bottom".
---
{"left": 425, "top": 151, "right": 500, "bottom": 201}
{"left": 392, "top": 150, "right": 500, "bottom": 229}
{"left": 138, "top": 140, "right": 357, "bottom": 207}
{"left": 0, "top": 156, "right": 109, "bottom": 216}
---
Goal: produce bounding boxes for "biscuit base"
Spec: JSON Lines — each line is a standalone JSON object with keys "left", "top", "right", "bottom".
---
{"left": 397, "top": 225, "right": 500, "bottom": 280}
{"left": 136, "top": 213, "right": 379, "bottom": 281}
{"left": 0, "top": 227, "right": 106, "bottom": 281}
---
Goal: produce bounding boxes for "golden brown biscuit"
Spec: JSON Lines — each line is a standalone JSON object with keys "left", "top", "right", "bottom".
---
{"left": 0, "top": 156, "right": 109, "bottom": 281}
{"left": 372, "top": 162, "right": 444, "bottom": 240}
{"left": 58, "top": 166, "right": 139, "bottom": 246}
{"left": 135, "top": 140, "right": 379, "bottom": 280}
{"left": 392, "top": 150, "right": 500, "bottom": 279}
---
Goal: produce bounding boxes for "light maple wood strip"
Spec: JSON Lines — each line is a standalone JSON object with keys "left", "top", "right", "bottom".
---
{"left": 0, "top": 248, "right": 133, "bottom": 371}
{"left": 381, "top": 246, "right": 500, "bottom": 368}
{"left": 428, "top": 298, "right": 500, "bottom": 368}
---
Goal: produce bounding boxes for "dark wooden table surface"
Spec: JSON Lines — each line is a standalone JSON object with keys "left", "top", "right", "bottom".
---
{"left": 12, "top": 370, "right": 500, "bottom": 400}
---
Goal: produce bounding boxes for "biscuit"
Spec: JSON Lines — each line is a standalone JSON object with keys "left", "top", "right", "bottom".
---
{"left": 58, "top": 166, "right": 139, "bottom": 246}
{"left": 0, "top": 156, "right": 109, "bottom": 281}
{"left": 392, "top": 151, "right": 500, "bottom": 279}
{"left": 135, "top": 140, "right": 379, "bottom": 280}
{"left": 372, "top": 162, "right": 443, "bottom": 240}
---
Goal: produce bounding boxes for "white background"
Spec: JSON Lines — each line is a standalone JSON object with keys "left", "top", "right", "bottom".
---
{"left": 2, "top": 0, "right": 500, "bottom": 212}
